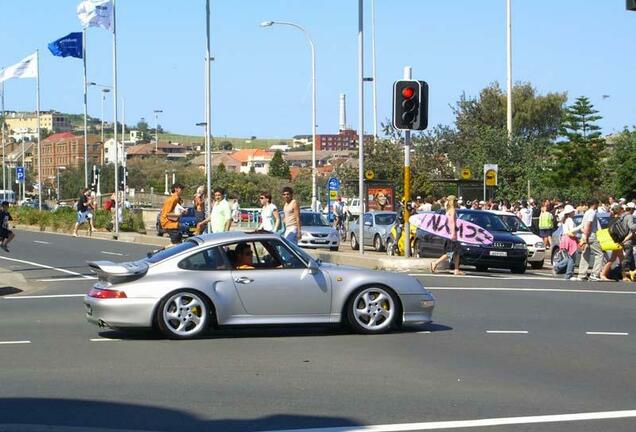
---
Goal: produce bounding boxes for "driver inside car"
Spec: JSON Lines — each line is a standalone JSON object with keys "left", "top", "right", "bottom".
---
{"left": 234, "top": 243, "right": 255, "bottom": 270}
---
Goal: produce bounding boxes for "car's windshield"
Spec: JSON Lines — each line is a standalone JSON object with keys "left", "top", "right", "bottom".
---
{"left": 458, "top": 212, "right": 510, "bottom": 232}
{"left": 501, "top": 215, "right": 531, "bottom": 232}
{"left": 375, "top": 214, "right": 396, "bottom": 225}
{"left": 145, "top": 239, "right": 198, "bottom": 264}
{"left": 300, "top": 212, "right": 329, "bottom": 226}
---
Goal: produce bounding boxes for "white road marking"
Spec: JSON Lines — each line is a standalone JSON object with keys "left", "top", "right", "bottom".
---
{"left": 101, "top": 251, "right": 125, "bottom": 256}
{"left": 586, "top": 332, "right": 629, "bottom": 336}
{"left": 0, "top": 340, "right": 31, "bottom": 345}
{"left": 36, "top": 277, "right": 96, "bottom": 282}
{"left": 416, "top": 331, "right": 431, "bottom": 334}
{"left": 90, "top": 338, "right": 122, "bottom": 342}
{"left": 486, "top": 330, "right": 528, "bottom": 334}
{"left": 408, "top": 273, "right": 554, "bottom": 280}
{"left": 424, "top": 286, "right": 636, "bottom": 295}
{"left": 261, "top": 409, "right": 636, "bottom": 431}
{"left": 4, "top": 294, "right": 85, "bottom": 299}
{"left": 33, "top": 240, "right": 51, "bottom": 245}
{"left": 0, "top": 256, "right": 93, "bottom": 279}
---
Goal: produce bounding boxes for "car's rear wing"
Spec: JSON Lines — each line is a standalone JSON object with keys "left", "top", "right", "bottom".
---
{"left": 88, "top": 260, "right": 149, "bottom": 284}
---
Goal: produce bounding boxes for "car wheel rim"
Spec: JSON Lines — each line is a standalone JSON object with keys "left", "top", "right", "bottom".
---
{"left": 162, "top": 292, "right": 207, "bottom": 337}
{"left": 352, "top": 288, "right": 395, "bottom": 331}
{"left": 351, "top": 235, "right": 357, "bottom": 248}
{"left": 374, "top": 237, "right": 380, "bottom": 249}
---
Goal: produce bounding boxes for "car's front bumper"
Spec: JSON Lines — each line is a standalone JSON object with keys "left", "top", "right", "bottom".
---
{"left": 461, "top": 247, "right": 528, "bottom": 268}
{"left": 84, "top": 296, "right": 156, "bottom": 329}
{"left": 401, "top": 293, "right": 435, "bottom": 325}
{"left": 527, "top": 247, "right": 546, "bottom": 262}
{"left": 299, "top": 237, "right": 340, "bottom": 249}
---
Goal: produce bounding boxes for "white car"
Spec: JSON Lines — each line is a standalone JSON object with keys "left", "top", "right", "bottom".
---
{"left": 490, "top": 210, "right": 546, "bottom": 269}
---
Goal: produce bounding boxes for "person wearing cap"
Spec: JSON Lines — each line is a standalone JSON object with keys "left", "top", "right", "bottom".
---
{"left": 578, "top": 198, "right": 604, "bottom": 281}
{"left": 559, "top": 204, "right": 580, "bottom": 280}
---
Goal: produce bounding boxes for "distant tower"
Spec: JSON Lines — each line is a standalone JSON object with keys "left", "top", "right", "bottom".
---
{"left": 339, "top": 93, "right": 347, "bottom": 132}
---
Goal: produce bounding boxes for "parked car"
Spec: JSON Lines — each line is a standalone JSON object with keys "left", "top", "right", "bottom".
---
{"left": 491, "top": 210, "right": 546, "bottom": 269}
{"left": 414, "top": 209, "right": 528, "bottom": 273}
{"left": 85, "top": 231, "right": 435, "bottom": 339}
{"left": 349, "top": 211, "right": 397, "bottom": 252}
{"left": 156, "top": 207, "right": 198, "bottom": 238}
{"left": 298, "top": 211, "right": 340, "bottom": 251}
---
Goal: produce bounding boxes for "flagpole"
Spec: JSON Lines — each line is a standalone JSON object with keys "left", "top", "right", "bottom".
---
{"left": 1, "top": 79, "right": 5, "bottom": 194}
{"left": 36, "top": 50, "right": 42, "bottom": 211}
{"left": 205, "top": 0, "right": 212, "bottom": 234}
{"left": 83, "top": 29, "right": 88, "bottom": 188}
{"left": 112, "top": 0, "right": 120, "bottom": 237}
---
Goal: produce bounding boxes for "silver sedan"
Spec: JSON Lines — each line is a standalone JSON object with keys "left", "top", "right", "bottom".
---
{"left": 84, "top": 231, "right": 435, "bottom": 339}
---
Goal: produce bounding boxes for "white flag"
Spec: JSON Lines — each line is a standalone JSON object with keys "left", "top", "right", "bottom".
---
{"left": 77, "top": 0, "right": 113, "bottom": 31}
{"left": 0, "top": 52, "right": 37, "bottom": 83}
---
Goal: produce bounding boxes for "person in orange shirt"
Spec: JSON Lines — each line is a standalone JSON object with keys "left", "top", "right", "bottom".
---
{"left": 160, "top": 183, "right": 186, "bottom": 245}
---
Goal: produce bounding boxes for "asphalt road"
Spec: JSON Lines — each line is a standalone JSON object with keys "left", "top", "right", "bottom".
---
{"left": 1, "top": 229, "right": 635, "bottom": 432}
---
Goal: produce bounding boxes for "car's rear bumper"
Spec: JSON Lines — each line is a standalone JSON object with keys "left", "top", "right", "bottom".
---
{"left": 84, "top": 296, "right": 156, "bottom": 329}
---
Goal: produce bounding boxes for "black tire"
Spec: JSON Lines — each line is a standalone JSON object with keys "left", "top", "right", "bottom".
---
{"left": 155, "top": 289, "right": 212, "bottom": 340}
{"left": 413, "top": 240, "right": 422, "bottom": 258}
{"left": 346, "top": 286, "right": 401, "bottom": 334}
{"left": 351, "top": 234, "right": 359, "bottom": 250}
{"left": 330, "top": 246, "right": 339, "bottom": 252}
{"left": 530, "top": 260, "right": 544, "bottom": 270}
{"left": 156, "top": 223, "right": 164, "bottom": 237}
{"left": 386, "top": 238, "right": 395, "bottom": 256}
{"left": 373, "top": 235, "right": 384, "bottom": 252}
{"left": 511, "top": 262, "right": 527, "bottom": 274}
{"left": 475, "top": 265, "right": 488, "bottom": 272}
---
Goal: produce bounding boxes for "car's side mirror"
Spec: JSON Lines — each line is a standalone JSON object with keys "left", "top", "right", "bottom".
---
{"left": 364, "top": 221, "right": 372, "bottom": 227}
{"left": 307, "top": 260, "right": 319, "bottom": 274}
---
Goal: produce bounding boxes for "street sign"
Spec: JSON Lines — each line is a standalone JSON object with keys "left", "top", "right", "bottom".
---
{"left": 460, "top": 168, "right": 472, "bottom": 180}
{"left": 365, "top": 169, "right": 375, "bottom": 181}
{"left": 329, "top": 190, "right": 338, "bottom": 200}
{"left": 327, "top": 177, "right": 341, "bottom": 190}
{"left": 484, "top": 164, "right": 498, "bottom": 187}
{"left": 16, "top": 166, "right": 25, "bottom": 183}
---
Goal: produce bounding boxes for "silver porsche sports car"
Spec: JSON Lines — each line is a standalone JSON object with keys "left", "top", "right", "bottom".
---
{"left": 84, "top": 231, "right": 435, "bottom": 339}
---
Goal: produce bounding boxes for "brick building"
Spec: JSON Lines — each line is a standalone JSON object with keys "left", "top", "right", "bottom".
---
{"left": 315, "top": 129, "right": 374, "bottom": 151}
{"left": 36, "top": 132, "right": 102, "bottom": 179}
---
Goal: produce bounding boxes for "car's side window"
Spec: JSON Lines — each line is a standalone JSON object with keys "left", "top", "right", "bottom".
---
{"left": 363, "top": 214, "right": 373, "bottom": 225}
{"left": 267, "top": 240, "right": 305, "bottom": 269}
{"left": 178, "top": 247, "right": 226, "bottom": 271}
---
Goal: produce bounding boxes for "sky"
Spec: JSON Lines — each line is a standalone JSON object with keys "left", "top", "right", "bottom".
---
{"left": 1, "top": 0, "right": 635, "bottom": 139}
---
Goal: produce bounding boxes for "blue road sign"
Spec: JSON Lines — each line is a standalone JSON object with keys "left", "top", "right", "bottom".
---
{"left": 328, "top": 177, "right": 340, "bottom": 190}
{"left": 16, "top": 166, "right": 25, "bottom": 183}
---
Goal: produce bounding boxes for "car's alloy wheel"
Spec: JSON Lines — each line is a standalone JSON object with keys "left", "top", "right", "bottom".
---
{"left": 157, "top": 290, "right": 209, "bottom": 339}
{"left": 373, "top": 235, "right": 384, "bottom": 252}
{"left": 351, "top": 234, "right": 359, "bottom": 250}
{"left": 386, "top": 238, "right": 395, "bottom": 256}
{"left": 347, "top": 287, "right": 398, "bottom": 334}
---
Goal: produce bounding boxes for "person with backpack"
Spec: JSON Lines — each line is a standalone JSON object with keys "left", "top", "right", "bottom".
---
{"left": 607, "top": 203, "right": 635, "bottom": 281}
{"left": 558, "top": 205, "right": 580, "bottom": 280}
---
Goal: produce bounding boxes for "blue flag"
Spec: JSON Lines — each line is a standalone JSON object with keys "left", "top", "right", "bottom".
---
{"left": 48, "top": 32, "right": 83, "bottom": 59}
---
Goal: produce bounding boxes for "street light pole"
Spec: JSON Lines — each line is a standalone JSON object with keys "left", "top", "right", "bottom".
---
{"left": 506, "top": 0, "right": 513, "bottom": 137}
{"left": 154, "top": 110, "right": 163, "bottom": 153}
{"left": 57, "top": 166, "right": 66, "bottom": 201}
{"left": 100, "top": 88, "right": 110, "bottom": 144}
{"left": 260, "top": 20, "right": 317, "bottom": 211}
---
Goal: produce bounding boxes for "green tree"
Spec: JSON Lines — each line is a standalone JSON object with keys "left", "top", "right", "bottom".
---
{"left": 604, "top": 128, "right": 636, "bottom": 199}
{"left": 548, "top": 96, "right": 605, "bottom": 199}
{"left": 269, "top": 150, "right": 291, "bottom": 179}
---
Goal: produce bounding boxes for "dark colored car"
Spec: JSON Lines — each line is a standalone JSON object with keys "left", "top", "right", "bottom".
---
{"left": 415, "top": 209, "right": 528, "bottom": 273}
{"left": 156, "top": 207, "right": 198, "bottom": 238}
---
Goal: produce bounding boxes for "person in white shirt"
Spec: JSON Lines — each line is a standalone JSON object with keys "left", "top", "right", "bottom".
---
{"left": 258, "top": 192, "right": 280, "bottom": 232}
{"left": 518, "top": 201, "right": 533, "bottom": 227}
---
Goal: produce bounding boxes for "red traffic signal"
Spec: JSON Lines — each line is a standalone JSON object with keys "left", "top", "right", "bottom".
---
{"left": 392, "top": 80, "right": 428, "bottom": 131}
{"left": 401, "top": 87, "right": 415, "bottom": 99}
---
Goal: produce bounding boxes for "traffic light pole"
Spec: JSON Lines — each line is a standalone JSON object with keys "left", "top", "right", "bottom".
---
{"left": 403, "top": 66, "right": 412, "bottom": 258}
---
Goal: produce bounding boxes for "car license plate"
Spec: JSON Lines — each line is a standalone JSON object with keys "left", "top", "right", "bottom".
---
{"left": 490, "top": 251, "right": 507, "bottom": 257}
{"left": 314, "top": 240, "right": 328, "bottom": 244}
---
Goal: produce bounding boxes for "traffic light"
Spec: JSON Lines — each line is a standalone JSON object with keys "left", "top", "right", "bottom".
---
{"left": 392, "top": 80, "right": 429, "bottom": 130}
{"left": 117, "top": 166, "right": 127, "bottom": 191}
{"left": 628, "top": 0, "right": 636, "bottom": 10}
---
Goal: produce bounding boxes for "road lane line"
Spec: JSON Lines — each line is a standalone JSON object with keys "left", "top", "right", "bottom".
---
{"left": 486, "top": 330, "right": 528, "bottom": 334}
{"left": 408, "top": 273, "right": 554, "bottom": 280}
{"left": 586, "top": 332, "right": 629, "bottom": 336}
{"left": 36, "top": 277, "right": 96, "bottom": 282}
{"left": 424, "top": 286, "right": 636, "bottom": 295}
{"left": 33, "top": 240, "right": 51, "bottom": 245}
{"left": 0, "top": 256, "right": 93, "bottom": 279}
{"left": 4, "top": 294, "right": 85, "bottom": 299}
{"left": 416, "top": 331, "right": 431, "bottom": 334}
{"left": 90, "top": 338, "right": 122, "bottom": 342}
{"left": 101, "top": 251, "right": 125, "bottom": 256}
{"left": 0, "top": 340, "right": 31, "bottom": 345}
{"left": 260, "top": 409, "right": 636, "bottom": 431}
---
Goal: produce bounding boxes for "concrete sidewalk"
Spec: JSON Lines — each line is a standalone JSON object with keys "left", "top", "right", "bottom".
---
{"left": 13, "top": 224, "right": 433, "bottom": 272}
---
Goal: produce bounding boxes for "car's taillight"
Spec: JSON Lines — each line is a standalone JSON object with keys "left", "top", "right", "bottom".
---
{"left": 88, "top": 288, "right": 127, "bottom": 299}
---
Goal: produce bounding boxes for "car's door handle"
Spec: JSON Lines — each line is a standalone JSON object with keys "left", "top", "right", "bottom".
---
{"left": 234, "top": 277, "right": 254, "bottom": 284}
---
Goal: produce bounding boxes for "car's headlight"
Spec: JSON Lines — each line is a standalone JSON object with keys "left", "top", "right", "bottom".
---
{"left": 535, "top": 241, "right": 545, "bottom": 248}
{"left": 513, "top": 243, "right": 527, "bottom": 249}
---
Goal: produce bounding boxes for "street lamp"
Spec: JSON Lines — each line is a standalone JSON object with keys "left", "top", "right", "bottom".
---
{"left": 56, "top": 166, "right": 66, "bottom": 201}
{"left": 154, "top": 110, "right": 163, "bottom": 152}
{"left": 100, "top": 88, "right": 110, "bottom": 144}
{"left": 260, "top": 20, "right": 317, "bottom": 211}
{"left": 164, "top": 169, "right": 169, "bottom": 195}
